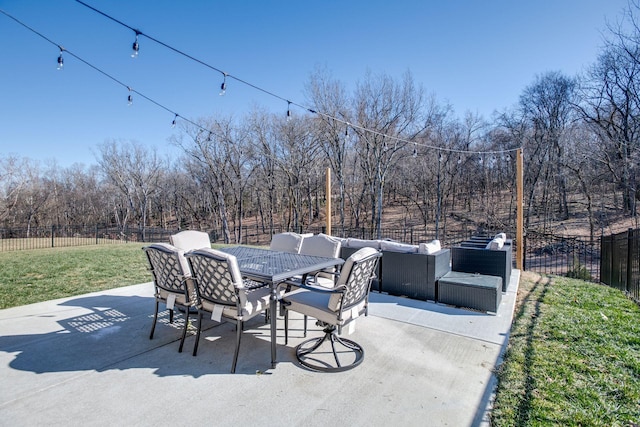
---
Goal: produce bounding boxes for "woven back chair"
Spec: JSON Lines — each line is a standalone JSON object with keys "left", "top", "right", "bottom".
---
{"left": 143, "top": 243, "right": 194, "bottom": 352}
{"left": 186, "top": 248, "right": 271, "bottom": 373}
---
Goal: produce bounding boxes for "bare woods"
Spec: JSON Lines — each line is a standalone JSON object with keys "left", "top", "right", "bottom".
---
{"left": 2, "top": 3, "right": 640, "bottom": 243}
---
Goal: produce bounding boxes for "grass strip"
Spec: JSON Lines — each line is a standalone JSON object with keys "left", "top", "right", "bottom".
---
{"left": 491, "top": 272, "right": 640, "bottom": 426}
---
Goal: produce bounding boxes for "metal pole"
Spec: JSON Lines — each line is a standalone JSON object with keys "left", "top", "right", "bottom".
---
{"left": 516, "top": 148, "right": 524, "bottom": 270}
{"left": 326, "top": 167, "right": 332, "bottom": 236}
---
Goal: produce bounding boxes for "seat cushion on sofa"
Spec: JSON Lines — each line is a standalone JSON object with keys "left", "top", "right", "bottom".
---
{"left": 346, "top": 238, "right": 381, "bottom": 249}
{"left": 486, "top": 237, "right": 505, "bottom": 250}
{"left": 379, "top": 240, "right": 418, "bottom": 253}
{"left": 419, "top": 240, "right": 441, "bottom": 254}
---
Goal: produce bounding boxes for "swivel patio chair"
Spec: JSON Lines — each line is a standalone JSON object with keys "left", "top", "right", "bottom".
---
{"left": 185, "top": 248, "right": 271, "bottom": 373}
{"left": 281, "top": 247, "right": 381, "bottom": 372}
{"left": 143, "top": 243, "right": 195, "bottom": 353}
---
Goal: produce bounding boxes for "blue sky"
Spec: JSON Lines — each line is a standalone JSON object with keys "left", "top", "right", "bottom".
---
{"left": 0, "top": 0, "right": 629, "bottom": 167}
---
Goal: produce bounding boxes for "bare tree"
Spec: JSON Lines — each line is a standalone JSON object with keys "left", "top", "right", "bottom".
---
{"left": 352, "top": 70, "right": 426, "bottom": 237}
{"left": 96, "top": 140, "right": 163, "bottom": 238}
{"left": 519, "top": 71, "right": 577, "bottom": 224}
{"left": 305, "top": 66, "right": 353, "bottom": 232}
{"left": 577, "top": 2, "right": 640, "bottom": 217}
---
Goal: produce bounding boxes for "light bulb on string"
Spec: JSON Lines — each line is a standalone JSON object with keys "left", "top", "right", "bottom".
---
{"left": 131, "top": 31, "right": 140, "bottom": 58}
{"left": 457, "top": 155, "right": 462, "bottom": 164}
{"left": 171, "top": 114, "right": 178, "bottom": 128}
{"left": 57, "top": 47, "right": 64, "bottom": 70}
{"left": 344, "top": 125, "right": 350, "bottom": 141}
{"left": 219, "top": 74, "right": 227, "bottom": 96}
{"left": 286, "top": 101, "right": 292, "bottom": 121}
{"left": 127, "top": 87, "right": 133, "bottom": 106}
{"left": 439, "top": 152, "right": 444, "bottom": 163}
{"left": 412, "top": 143, "right": 417, "bottom": 158}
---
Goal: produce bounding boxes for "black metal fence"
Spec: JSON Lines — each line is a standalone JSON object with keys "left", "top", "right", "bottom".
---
{"left": 600, "top": 228, "right": 640, "bottom": 304}
{"left": 0, "top": 223, "right": 604, "bottom": 285}
{"left": 0, "top": 225, "right": 175, "bottom": 251}
{"left": 523, "top": 232, "right": 600, "bottom": 282}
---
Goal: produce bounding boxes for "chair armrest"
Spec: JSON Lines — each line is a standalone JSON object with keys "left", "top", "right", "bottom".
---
{"left": 278, "top": 280, "right": 346, "bottom": 295}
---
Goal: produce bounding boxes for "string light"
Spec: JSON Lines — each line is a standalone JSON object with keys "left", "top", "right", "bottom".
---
{"left": 344, "top": 125, "right": 350, "bottom": 141}
{"left": 171, "top": 113, "right": 178, "bottom": 128}
{"left": 56, "top": 47, "right": 64, "bottom": 70}
{"left": 412, "top": 143, "right": 417, "bottom": 158}
{"left": 127, "top": 87, "right": 133, "bottom": 105}
{"left": 131, "top": 31, "right": 140, "bottom": 58}
{"left": 219, "top": 73, "right": 227, "bottom": 96}
{"left": 70, "top": 0, "right": 520, "bottom": 157}
{"left": 1, "top": 5, "right": 522, "bottom": 159}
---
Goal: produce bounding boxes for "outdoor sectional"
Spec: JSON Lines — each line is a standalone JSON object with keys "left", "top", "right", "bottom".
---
{"left": 337, "top": 238, "right": 450, "bottom": 302}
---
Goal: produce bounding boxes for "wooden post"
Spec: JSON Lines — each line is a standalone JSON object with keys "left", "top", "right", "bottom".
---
{"left": 326, "top": 168, "right": 332, "bottom": 236}
{"left": 516, "top": 148, "right": 524, "bottom": 270}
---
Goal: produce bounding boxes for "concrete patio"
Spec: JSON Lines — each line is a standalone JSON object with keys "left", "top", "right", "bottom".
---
{"left": 0, "top": 270, "right": 519, "bottom": 426}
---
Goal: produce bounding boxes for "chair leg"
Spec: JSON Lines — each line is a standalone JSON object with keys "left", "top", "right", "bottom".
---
{"left": 192, "top": 311, "right": 203, "bottom": 356}
{"left": 149, "top": 299, "right": 159, "bottom": 339}
{"left": 303, "top": 315, "right": 308, "bottom": 337}
{"left": 178, "top": 307, "right": 189, "bottom": 353}
{"left": 231, "top": 320, "right": 242, "bottom": 373}
{"left": 169, "top": 308, "right": 174, "bottom": 324}
{"left": 284, "top": 310, "right": 289, "bottom": 345}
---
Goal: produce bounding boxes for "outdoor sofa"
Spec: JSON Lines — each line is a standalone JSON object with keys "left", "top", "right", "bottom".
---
{"left": 335, "top": 237, "right": 450, "bottom": 301}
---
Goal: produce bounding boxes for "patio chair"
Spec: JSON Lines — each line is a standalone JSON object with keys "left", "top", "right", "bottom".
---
{"left": 298, "top": 233, "right": 342, "bottom": 287}
{"left": 185, "top": 248, "right": 271, "bottom": 373}
{"left": 269, "top": 232, "right": 304, "bottom": 253}
{"left": 291, "top": 233, "right": 343, "bottom": 337}
{"left": 143, "top": 243, "right": 195, "bottom": 353}
{"left": 280, "top": 247, "right": 381, "bottom": 372}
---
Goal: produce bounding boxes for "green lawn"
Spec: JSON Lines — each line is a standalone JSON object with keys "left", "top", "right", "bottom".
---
{"left": 491, "top": 272, "right": 640, "bottom": 426}
{"left": 0, "top": 243, "right": 149, "bottom": 309}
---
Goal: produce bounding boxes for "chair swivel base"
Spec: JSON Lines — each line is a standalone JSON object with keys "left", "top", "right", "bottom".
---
{"left": 295, "top": 325, "right": 364, "bottom": 373}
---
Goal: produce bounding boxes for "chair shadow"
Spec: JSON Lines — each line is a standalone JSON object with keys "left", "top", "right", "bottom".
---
{"left": 0, "top": 294, "right": 284, "bottom": 377}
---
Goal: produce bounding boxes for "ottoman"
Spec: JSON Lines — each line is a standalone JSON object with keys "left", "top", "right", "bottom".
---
{"left": 438, "top": 271, "right": 502, "bottom": 313}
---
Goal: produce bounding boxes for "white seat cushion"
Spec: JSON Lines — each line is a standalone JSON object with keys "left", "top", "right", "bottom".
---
{"left": 200, "top": 285, "right": 271, "bottom": 321}
{"left": 380, "top": 240, "right": 418, "bottom": 253}
{"left": 270, "top": 232, "right": 303, "bottom": 253}
{"left": 419, "top": 239, "right": 442, "bottom": 255}
{"left": 170, "top": 230, "right": 211, "bottom": 251}
{"left": 486, "top": 237, "right": 505, "bottom": 250}
{"left": 285, "top": 288, "right": 367, "bottom": 327}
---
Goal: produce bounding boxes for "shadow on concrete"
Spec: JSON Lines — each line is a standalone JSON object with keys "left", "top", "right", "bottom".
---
{"left": 0, "top": 294, "right": 283, "bottom": 377}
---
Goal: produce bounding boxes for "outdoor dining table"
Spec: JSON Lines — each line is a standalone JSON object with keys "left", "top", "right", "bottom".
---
{"left": 219, "top": 246, "right": 345, "bottom": 368}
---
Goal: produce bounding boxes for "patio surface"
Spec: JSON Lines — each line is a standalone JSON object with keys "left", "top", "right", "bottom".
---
{"left": 0, "top": 270, "right": 520, "bottom": 426}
